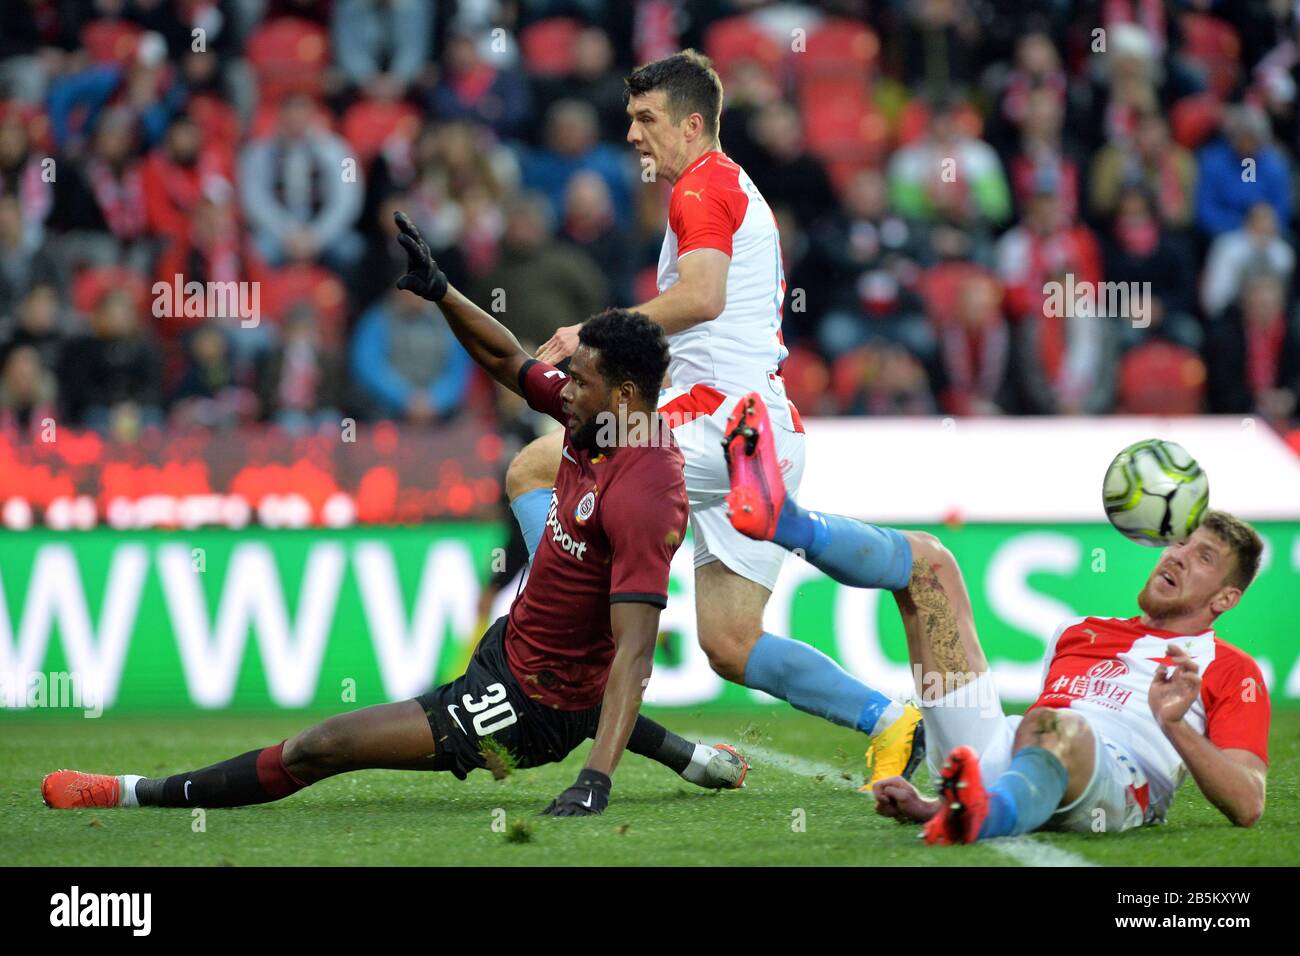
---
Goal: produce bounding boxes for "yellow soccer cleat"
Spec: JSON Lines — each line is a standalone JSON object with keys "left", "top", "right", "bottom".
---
{"left": 859, "top": 703, "right": 926, "bottom": 794}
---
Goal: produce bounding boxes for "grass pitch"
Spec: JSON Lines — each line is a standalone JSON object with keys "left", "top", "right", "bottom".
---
{"left": 4, "top": 708, "right": 1298, "bottom": 866}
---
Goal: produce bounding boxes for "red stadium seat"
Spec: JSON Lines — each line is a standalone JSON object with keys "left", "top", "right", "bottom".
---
{"left": 1169, "top": 92, "right": 1223, "bottom": 149}
{"left": 1178, "top": 13, "right": 1241, "bottom": 100}
{"left": 72, "top": 266, "right": 149, "bottom": 322}
{"left": 1117, "top": 341, "right": 1206, "bottom": 414}
{"left": 246, "top": 17, "right": 329, "bottom": 101}
{"left": 793, "top": 18, "right": 879, "bottom": 80}
{"left": 261, "top": 265, "right": 348, "bottom": 347}
{"left": 81, "top": 19, "right": 145, "bottom": 66}
{"left": 704, "top": 16, "right": 783, "bottom": 80}
{"left": 341, "top": 98, "right": 421, "bottom": 164}
{"left": 519, "top": 17, "right": 583, "bottom": 77}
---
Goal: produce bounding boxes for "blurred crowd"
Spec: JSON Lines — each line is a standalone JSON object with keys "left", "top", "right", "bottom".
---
{"left": 0, "top": 0, "right": 1298, "bottom": 448}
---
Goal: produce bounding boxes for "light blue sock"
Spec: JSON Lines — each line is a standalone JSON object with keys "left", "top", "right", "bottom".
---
{"left": 773, "top": 498, "right": 912, "bottom": 591}
{"left": 510, "top": 487, "right": 552, "bottom": 562}
{"left": 744, "top": 632, "right": 902, "bottom": 735}
{"left": 977, "top": 747, "right": 1070, "bottom": 839}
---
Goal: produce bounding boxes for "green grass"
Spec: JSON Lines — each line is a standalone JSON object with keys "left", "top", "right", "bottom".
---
{"left": 3, "top": 708, "right": 1299, "bottom": 866}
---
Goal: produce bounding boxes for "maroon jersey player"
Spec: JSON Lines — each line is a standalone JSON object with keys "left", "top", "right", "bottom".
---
{"left": 40, "top": 212, "right": 747, "bottom": 817}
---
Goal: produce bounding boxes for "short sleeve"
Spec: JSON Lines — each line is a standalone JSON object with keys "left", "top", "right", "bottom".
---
{"left": 1202, "top": 651, "right": 1271, "bottom": 766}
{"left": 518, "top": 358, "right": 568, "bottom": 423}
{"left": 603, "top": 459, "right": 689, "bottom": 608}
{"left": 670, "top": 178, "right": 746, "bottom": 258}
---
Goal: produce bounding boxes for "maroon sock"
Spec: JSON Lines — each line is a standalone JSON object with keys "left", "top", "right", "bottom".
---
{"left": 138, "top": 741, "right": 309, "bottom": 808}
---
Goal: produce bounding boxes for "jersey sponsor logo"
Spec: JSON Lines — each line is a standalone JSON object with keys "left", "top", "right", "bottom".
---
{"left": 546, "top": 495, "right": 588, "bottom": 560}
{"left": 575, "top": 490, "right": 597, "bottom": 524}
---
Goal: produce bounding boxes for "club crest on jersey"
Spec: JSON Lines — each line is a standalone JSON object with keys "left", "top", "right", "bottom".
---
{"left": 575, "top": 490, "right": 597, "bottom": 524}
{"left": 1088, "top": 659, "right": 1129, "bottom": 680}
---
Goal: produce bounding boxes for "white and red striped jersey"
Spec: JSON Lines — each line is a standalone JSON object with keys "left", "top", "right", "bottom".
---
{"left": 1030, "top": 615, "right": 1270, "bottom": 819}
{"left": 657, "top": 150, "right": 793, "bottom": 426}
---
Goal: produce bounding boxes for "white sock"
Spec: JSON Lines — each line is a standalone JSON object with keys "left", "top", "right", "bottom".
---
{"left": 118, "top": 774, "right": 143, "bottom": 808}
{"left": 680, "top": 743, "right": 717, "bottom": 785}
{"left": 870, "top": 700, "right": 906, "bottom": 737}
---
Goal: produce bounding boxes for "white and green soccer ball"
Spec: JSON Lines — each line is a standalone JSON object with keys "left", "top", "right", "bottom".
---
{"left": 1103, "top": 439, "right": 1209, "bottom": 546}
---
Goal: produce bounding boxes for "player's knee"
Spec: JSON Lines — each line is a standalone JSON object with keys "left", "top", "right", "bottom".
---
{"left": 901, "top": 531, "right": 955, "bottom": 579}
{"left": 284, "top": 721, "right": 346, "bottom": 777}
{"left": 1016, "top": 707, "right": 1092, "bottom": 761}
{"left": 697, "top": 623, "right": 755, "bottom": 683}
{"left": 505, "top": 436, "right": 556, "bottom": 501}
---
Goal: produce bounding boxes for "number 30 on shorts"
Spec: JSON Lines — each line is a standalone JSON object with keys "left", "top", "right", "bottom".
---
{"left": 454, "top": 682, "right": 518, "bottom": 736}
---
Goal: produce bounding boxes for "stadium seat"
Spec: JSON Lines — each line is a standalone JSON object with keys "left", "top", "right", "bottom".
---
{"left": 793, "top": 18, "right": 879, "bottom": 80}
{"left": 1169, "top": 92, "right": 1223, "bottom": 149}
{"left": 1178, "top": 13, "right": 1241, "bottom": 99}
{"left": 81, "top": 19, "right": 145, "bottom": 66}
{"left": 246, "top": 17, "right": 330, "bottom": 101}
{"left": 341, "top": 98, "right": 421, "bottom": 165}
{"left": 261, "top": 265, "right": 348, "bottom": 347}
{"left": 1116, "top": 341, "right": 1206, "bottom": 414}
{"left": 519, "top": 17, "right": 583, "bottom": 77}
{"left": 703, "top": 16, "right": 783, "bottom": 80}
{"left": 72, "top": 266, "right": 149, "bottom": 317}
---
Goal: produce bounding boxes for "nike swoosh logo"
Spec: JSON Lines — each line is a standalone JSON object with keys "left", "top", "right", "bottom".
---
{"left": 581, "top": 791, "right": 593, "bottom": 808}
{"left": 562, "top": 447, "right": 577, "bottom": 464}
{"left": 447, "top": 705, "right": 466, "bottom": 734}
{"left": 184, "top": 780, "right": 192, "bottom": 801}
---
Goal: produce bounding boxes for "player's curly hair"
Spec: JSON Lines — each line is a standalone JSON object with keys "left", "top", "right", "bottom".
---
{"left": 578, "top": 308, "right": 669, "bottom": 404}
{"left": 626, "top": 49, "right": 723, "bottom": 141}
{"left": 1200, "top": 511, "right": 1263, "bottom": 592}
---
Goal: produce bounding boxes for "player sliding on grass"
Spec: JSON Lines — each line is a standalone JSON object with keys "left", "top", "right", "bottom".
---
{"left": 506, "top": 50, "right": 923, "bottom": 792}
{"left": 40, "top": 212, "right": 747, "bottom": 817}
{"left": 722, "top": 393, "right": 1270, "bottom": 842}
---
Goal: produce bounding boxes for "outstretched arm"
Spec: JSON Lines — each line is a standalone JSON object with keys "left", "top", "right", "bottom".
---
{"left": 394, "top": 211, "right": 530, "bottom": 394}
{"left": 1151, "top": 644, "right": 1267, "bottom": 827}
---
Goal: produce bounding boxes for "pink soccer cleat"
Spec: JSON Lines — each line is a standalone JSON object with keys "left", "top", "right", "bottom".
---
{"left": 722, "top": 393, "right": 785, "bottom": 541}
{"left": 923, "top": 746, "right": 989, "bottom": 845}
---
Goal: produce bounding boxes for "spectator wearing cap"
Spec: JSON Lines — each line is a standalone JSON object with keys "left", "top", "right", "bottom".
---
{"left": 1205, "top": 271, "right": 1300, "bottom": 419}
{"left": 45, "top": 30, "right": 183, "bottom": 153}
{"left": 520, "top": 99, "right": 632, "bottom": 228}
{"left": 1201, "top": 201, "right": 1295, "bottom": 320}
{"left": 332, "top": 0, "right": 433, "bottom": 99}
{"left": 1195, "top": 104, "right": 1293, "bottom": 237}
{"left": 238, "top": 92, "right": 366, "bottom": 274}
{"left": 889, "top": 98, "right": 1012, "bottom": 227}
{"left": 350, "top": 288, "right": 472, "bottom": 423}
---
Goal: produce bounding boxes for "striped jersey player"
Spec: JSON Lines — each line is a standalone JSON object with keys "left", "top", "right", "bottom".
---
{"left": 513, "top": 50, "right": 925, "bottom": 793}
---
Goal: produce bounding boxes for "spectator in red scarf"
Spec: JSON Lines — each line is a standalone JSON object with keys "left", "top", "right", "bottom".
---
{"left": 1205, "top": 271, "right": 1300, "bottom": 420}
{"left": 430, "top": 29, "right": 531, "bottom": 141}
{"left": 936, "top": 270, "right": 1009, "bottom": 415}
{"left": 142, "top": 112, "right": 231, "bottom": 249}
{"left": 1006, "top": 86, "right": 1081, "bottom": 221}
{"left": 1090, "top": 110, "right": 1197, "bottom": 230}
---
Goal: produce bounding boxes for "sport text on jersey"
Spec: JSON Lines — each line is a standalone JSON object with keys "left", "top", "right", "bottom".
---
{"left": 546, "top": 494, "right": 588, "bottom": 560}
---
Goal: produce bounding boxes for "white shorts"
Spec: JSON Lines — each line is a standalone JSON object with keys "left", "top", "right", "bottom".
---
{"left": 920, "top": 672, "right": 1151, "bottom": 834}
{"left": 658, "top": 384, "right": 806, "bottom": 592}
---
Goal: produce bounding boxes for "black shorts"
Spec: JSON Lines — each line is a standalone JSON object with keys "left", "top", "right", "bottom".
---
{"left": 414, "top": 616, "right": 601, "bottom": 780}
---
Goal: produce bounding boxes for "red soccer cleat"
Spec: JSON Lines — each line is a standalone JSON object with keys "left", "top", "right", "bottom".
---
{"left": 42, "top": 770, "right": 120, "bottom": 810}
{"left": 722, "top": 393, "right": 785, "bottom": 541}
{"left": 922, "top": 746, "right": 989, "bottom": 845}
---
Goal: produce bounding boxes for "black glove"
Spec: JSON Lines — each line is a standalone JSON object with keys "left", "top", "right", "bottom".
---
{"left": 541, "top": 768, "right": 611, "bottom": 816}
{"left": 394, "top": 210, "right": 449, "bottom": 302}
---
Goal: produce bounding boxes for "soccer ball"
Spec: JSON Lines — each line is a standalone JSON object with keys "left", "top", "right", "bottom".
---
{"left": 1102, "top": 439, "right": 1209, "bottom": 546}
